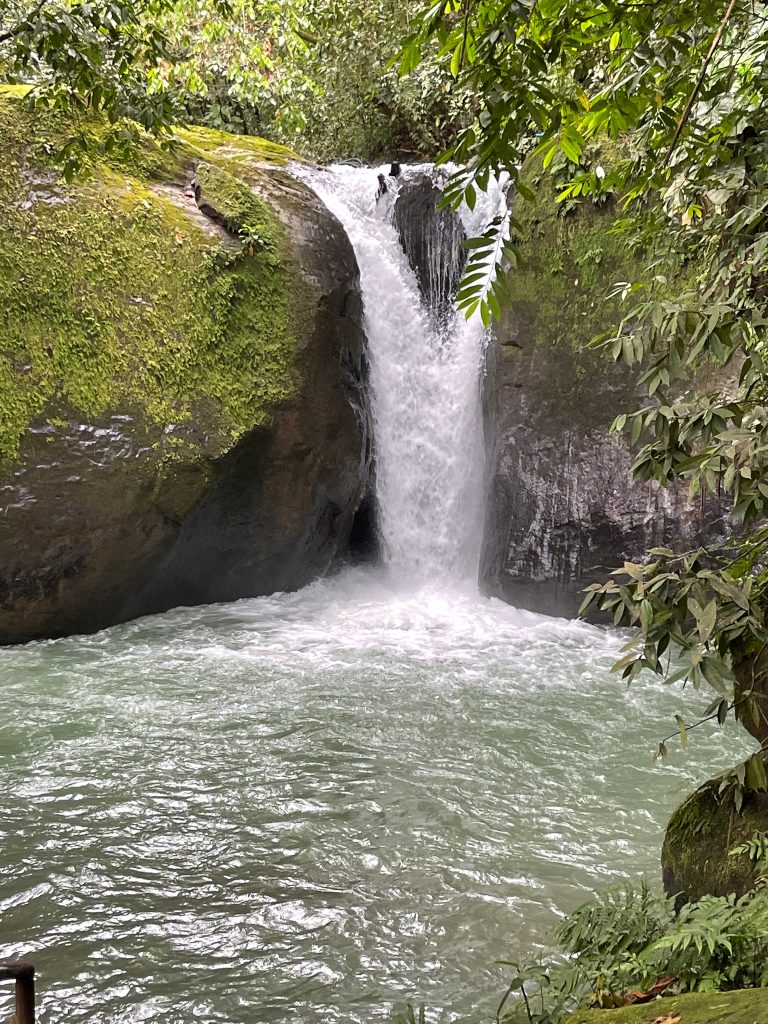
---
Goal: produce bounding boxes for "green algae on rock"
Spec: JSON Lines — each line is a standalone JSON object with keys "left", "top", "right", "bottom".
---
{"left": 661, "top": 759, "right": 768, "bottom": 903}
{"left": 0, "top": 91, "right": 303, "bottom": 464}
{"left": 565, "top": 988, "right": 768, "bottom": 1024}
{"left": 0, "top": 92, "right": 367, "bottom": 643}
{"left": 504, "top": 151, "right": 656, "bottom": 371}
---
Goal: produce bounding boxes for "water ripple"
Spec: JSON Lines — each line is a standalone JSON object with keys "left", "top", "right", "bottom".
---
{"left": 0, "top": 569, "right": 754, "bottom": 1023}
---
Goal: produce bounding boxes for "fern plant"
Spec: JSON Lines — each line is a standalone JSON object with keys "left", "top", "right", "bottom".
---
{"left": 645, "top": 891, "right": 768, "bottom": 991}
{"left": 497, "top": 850, "right": 768, "bottom": 1024}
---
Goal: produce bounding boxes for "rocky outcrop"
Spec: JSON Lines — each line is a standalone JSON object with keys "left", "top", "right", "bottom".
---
{"left": 661, "top": 757, "right": 768, "bottom": 904}
{"left": 392, "top": 171, "right": 465, "bottom": 318}
{"left": 660, "top": 651, "right": 768, "bottom": 906}
{"left": 480, "top": 155, "right": 728, "bottom": 617}
{"left": 0, "top": 92, "right": 368, "bottom": 643}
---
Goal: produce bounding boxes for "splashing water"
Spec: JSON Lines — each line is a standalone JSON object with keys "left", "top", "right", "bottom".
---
{"left": 295, "top": 163, "right": 507, "bottom": 584}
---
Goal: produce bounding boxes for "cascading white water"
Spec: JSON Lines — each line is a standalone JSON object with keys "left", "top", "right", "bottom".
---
{"left": 295, "top": 163, "right": 508, "bottom": 585}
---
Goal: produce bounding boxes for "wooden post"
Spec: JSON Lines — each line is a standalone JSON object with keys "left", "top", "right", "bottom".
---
{"left": 0, "top": 964, "right": 35, "bottom": 1024}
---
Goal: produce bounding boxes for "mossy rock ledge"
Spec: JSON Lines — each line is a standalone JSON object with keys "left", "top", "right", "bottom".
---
{"left": 566, "top": 988, "right": 768, "bottom": 1024}
{"left": 475, "top": 153, "right": 728, "bottom": 617}
{"left": 661, "top": 755, "right": 768, "bottom": 903}
{"left": 0, "top": 91, "right": 368, "bottom": 643}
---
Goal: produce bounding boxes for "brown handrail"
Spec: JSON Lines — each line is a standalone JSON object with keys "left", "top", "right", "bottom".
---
{"left": 0, "top": 963, "right": 35, "bottom": 1024}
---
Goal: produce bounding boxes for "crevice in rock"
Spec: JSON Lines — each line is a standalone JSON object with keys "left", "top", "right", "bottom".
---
{"left": 347, "top": 489, "right": 380, "bottom": 564}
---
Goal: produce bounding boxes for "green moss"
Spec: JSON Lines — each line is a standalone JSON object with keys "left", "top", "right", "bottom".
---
{"left": 565, "top": 988, "right": 768, "bottom": 1023}
{"left": 177, "top": 124, "right": 298, "bottom": 167}
{"left": 0, "top": 91, "right": 305, "bottom": 463}
{"left": 500, "top": 151, "right": 690, "bottom": 434}
{"left": 509, "top": 152, "right": 648, "bottom": 354}
{"left": 194, "top": 161, "right": 283, "bottom": 241}
{"left": 662, "top": 761, "right": 768, "bottom": 902}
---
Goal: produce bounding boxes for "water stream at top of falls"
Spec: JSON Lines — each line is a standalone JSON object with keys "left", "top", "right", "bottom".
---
{"left": 0, "top": 167, "right": 754, "bottom": 1024}
{"left": 295, "top": 163, "right": 506, "bottom": 584}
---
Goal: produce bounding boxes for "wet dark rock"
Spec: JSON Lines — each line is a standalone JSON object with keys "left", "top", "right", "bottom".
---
{"left": 480, "top": 155, "right": 728, "bottom": 617}
{"left": 126, "top": 235, "right": 369, "bottom": 618}
{"left": 392, "top": 172, "right": 466, "bottom": 317}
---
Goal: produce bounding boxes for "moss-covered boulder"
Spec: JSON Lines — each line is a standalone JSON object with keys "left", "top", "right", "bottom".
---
{"left": 661, "top": 755, "right": 768, "bottom": 903}
{"left": 481, "top": 154, "right": 727, "bottom": 616}
{"left": 565, "top": 988, "right": 768, "bottom": 1024}
{"left": 0, "top": 90, "right": 368, "bottom": 643}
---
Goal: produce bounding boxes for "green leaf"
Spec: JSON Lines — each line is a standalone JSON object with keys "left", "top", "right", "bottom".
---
{"left": 611, "top": 651, "right": 640, "bottom": 673}
{"left": 709, "top": 575, "right": 749, "bottom": 611}
{"left": 463, "top": 236, "right": 495, "bottom": 250}
{"left": 559, "top": 126, "right": 583, "bottom": 164}
{"left": 695, "top": 600, "right": 717, "bottom": 641}
{"left": 675, "top": 713, "right": 688, "bottom": 750}
{"left": 746, "top": 754, "right": 767, "bottom": 791}
{"left": 450, "top": 40, "right": 463, "bottom": 77}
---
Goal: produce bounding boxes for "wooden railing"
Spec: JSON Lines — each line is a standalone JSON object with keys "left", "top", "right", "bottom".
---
{"left": 0, "top": 964, "right": 34, "bottom": 1024}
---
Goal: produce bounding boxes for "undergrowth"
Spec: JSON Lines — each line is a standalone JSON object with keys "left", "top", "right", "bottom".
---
{"left": 397, "top": 834, "right": 768, "bottom": 1024}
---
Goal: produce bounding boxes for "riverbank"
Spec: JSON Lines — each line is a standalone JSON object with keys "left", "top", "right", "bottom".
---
{"left": 567, "top": 988, "right": 768, "bottom": 1023}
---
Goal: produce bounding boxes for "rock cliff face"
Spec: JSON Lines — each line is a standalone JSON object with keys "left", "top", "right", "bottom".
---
{"left": 479, "top": 157, "right": 727, "bottom": 617}
{"left": 0, "top": 92, "right": 368, "bottom": 644}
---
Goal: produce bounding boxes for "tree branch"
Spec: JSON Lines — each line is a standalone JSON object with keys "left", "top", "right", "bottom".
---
{"left": 458, "top": 0, "right": 473, "bottom": 71}
{"left": 664, "top": 0, "right": 740, "bottom": 166}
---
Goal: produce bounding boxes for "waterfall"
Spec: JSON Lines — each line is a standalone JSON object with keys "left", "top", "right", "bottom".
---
{"left": 295, "top": 163, "right": 508, "bottom": 587}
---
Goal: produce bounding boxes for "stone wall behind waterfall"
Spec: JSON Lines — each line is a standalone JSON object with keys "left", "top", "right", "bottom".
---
{"left": 480, "top": 154, "right": 729, "bottom": 617}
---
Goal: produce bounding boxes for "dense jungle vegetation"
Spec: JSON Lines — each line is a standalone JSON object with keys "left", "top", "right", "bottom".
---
{"left": 0, "top": 0, "right": 467, "bottom": 162}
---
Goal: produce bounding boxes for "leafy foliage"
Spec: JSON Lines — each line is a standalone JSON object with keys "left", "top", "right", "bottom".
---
{"left": 0, "top": 0, "right": 223, "bottom": 172}
{"left": 0, "top": 0, "right": 466, "bottom": 163}
{"left": 730, "top": 830, "right": 768, "bottom": 865}
{"left": 405, "top": 0, "right": 768, "bottom": 758}
{"left": 498, "top": 862, "right": 768, "bottom": 1024}
{"left": 263, "top": 0, "right": 468, "bottom": 160}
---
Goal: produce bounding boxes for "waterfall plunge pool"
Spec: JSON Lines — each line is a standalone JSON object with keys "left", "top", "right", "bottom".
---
{"left": 0, "top": 568, "right": 751, "bottom": 1023}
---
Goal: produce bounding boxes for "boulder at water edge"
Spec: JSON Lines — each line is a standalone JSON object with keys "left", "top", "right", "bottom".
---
{"left": 661, "top": 650, "right": 768, "bottom": 904}
{"left": 661, "top": 755, "right": 768, "bottom": 903}
{"left": 0, "top": 90, "right": 368, "bottom": 644}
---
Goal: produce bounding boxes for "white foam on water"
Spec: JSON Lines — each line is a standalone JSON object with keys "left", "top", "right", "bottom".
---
{"left": 294, "top": 162, "right": 507, "bottom": 586}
